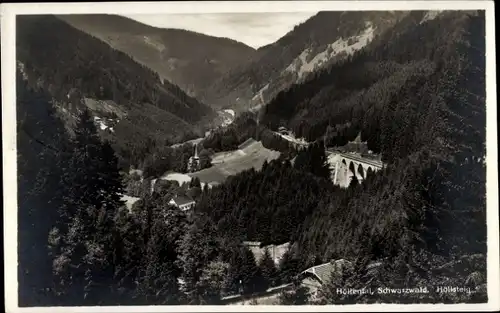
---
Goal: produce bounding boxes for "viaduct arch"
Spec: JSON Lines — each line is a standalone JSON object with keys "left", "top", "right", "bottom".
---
{"left": 329, "top": 152, "right": 383, "bottom": 187}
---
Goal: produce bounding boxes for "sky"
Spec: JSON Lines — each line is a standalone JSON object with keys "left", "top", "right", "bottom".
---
{"left": 124, "top": 12, "right": 317, "bottom": 49}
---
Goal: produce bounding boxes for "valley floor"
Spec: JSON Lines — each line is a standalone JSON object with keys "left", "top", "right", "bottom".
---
{"left": 191, "top": 141, "right": 280, "bottom": 183}
{"left": 162, "top": 139, "right": 281, "bottom": 186}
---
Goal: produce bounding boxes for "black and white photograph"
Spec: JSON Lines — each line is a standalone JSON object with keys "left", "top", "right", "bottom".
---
{"left": 2, "top": 1, "right": 499, "bottom": 312}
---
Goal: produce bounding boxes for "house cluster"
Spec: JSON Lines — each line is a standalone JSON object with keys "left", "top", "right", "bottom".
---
{"left": 333, "top": 132, "right": 380, "bottom": 158}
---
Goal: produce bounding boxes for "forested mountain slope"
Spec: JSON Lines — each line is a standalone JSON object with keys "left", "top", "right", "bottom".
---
{"left": 261, "top": 10, "right": 484, "bottom": 161}
{"left": 17, "top": 71, "right": 72, "bottom": 306}
{"left": 195, "top": 10, "right": 487, "bottom": 303}
{"left": 301, "top": 7, "right": 485, "bottom": 273}
{"left": 17, "top": 70, "right": 178, "bottom": 306}
{"left": 201, "top": 11, "right": 411, "bottom": 111}
{"left": 17, "top": 15, "right": 217, "bottom": 168}
{"left": 57, "top": 14, "right": 256, "bottom": 100}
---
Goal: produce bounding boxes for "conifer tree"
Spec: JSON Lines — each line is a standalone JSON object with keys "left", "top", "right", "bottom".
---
{"left": 262, "top": 159, "right": 269, "bottom": 171}
{"left": 49, "top": 109, "right": 125, "bottom": 304}
{"left": 112, "top": 208, "right": 143, "bottom": 304}
{"left": 312, "top": 141, "right": 331, "bottom": 179}
{"left": 279, "top": 248, "right": 300, "bottom": 283}
{"left": 58, "top": 109, "right": 124, "bottom": 222}
{"left": 17, "top": 72, "right": 72, "bottom": 305}
{"left": 293, "top": 146, "right": 310, "bottom": 172}
{"left": 349, "top": 175, "right": 359, "bottom": 189}
{"left": 190, "top": 177, "right": 202, "bottom": 189}
{"left": 99, "top": 141, "right": 126, "bottom": 209}
{"left": 279, "top": 278, "right": 310, "bottom": 305}
{"left": 176, "top": 216, "right": 220, "bottom": 301}
{"left": 259, "top": 248, "right": 279, "bottom": 288}
{"left": 239, "top": 247, "right": 262, "bottom": 294}
{"left": 194, "top": 261, "right": 230, "bottom": 304}
{"left": 135, "top": 216, "right": 180, "bottom": 305}
{"left": 225, "top": 246, "right": 263, "bottom": 295}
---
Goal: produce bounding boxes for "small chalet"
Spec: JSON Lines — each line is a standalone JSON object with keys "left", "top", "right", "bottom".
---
{"left": 299, "top": 259, "right": 354, "bottom": 297}
{"left": 298, "top": 259, "right": 384, "bottom": 298}
{"left": 169, "top": 195, "right": 196, "bottom": 211}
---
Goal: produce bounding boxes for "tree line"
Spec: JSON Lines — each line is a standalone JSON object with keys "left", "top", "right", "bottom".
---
{"left": 200, "top": 111, "right": 298, "bottom": 158}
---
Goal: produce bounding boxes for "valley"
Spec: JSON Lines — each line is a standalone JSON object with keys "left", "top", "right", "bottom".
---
{"left": 191, "top": 139, "right": 280, "bottom": 184}
{"left": 148, "top": 126, "right": 383, "bottom": 193}
{"left": 147, "top": 138, "right": 281, "bottom": 194}
{"left": 15, "top": 8, "right": 488, "bottom": 308}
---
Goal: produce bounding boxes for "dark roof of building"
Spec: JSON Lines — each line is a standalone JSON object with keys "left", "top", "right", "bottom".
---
{"left": 170, "top": 196, "right": 195, "bottom": 206}
{"left": 302, "top": 259, "right": 354, "bottom": 284}
{"left": 303, "top": 263, "right": 335, "bottom": 283}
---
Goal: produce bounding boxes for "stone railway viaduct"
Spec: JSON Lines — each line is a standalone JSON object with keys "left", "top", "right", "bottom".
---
{"left": 273, "top": 131, "right": 384, "bottom": 188}
{"left": 326, "top": 150, "right": 384, "bottom": 187}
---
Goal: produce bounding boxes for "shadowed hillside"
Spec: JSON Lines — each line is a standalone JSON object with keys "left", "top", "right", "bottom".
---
{"left": 17, "top": 14, "right": 218, "bottom": 169}
{"left": 57, "top": 14, "right": 256, "bottom": 101}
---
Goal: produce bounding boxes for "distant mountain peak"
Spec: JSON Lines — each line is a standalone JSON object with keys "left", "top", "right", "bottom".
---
{"left": 56, "top": 14, "right": 257, "bottom": 104}
{"left": 201, "top": 10, "right": 409, "bottom": 112}
{"left": 284, "top": 21, "right": 376, "bottom": 82}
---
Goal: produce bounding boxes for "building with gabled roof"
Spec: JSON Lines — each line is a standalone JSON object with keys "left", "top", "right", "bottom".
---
{"left": 169, "top": 195, "right": 195, "bottom": 211}
{"left": 298, "top": 259, "right": 354, "bottom": 298}
{"left": 298, "top": 258, "right": 384, "bottom": 298}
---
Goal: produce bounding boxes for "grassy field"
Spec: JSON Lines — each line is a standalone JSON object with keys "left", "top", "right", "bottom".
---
{"left": 154, "top": 140, "right": 280, "bottom": 186}
{"left": 190, "top": 140, "right": 280, "bottom": 184}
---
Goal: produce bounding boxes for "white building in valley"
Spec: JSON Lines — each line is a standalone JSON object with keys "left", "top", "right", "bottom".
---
{"left": 169, "top": 196, "right": 196, "bottom": 211}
